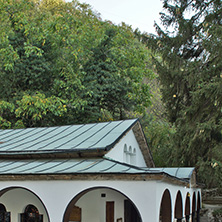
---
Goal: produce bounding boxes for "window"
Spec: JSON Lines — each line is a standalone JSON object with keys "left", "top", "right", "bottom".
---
{"left": 131, "top": 148, "right": 136, "bottom": 165}
{"left": 0, "top": 203, "right": 10, "bottom": 222}
{"left": 124, "top": 144, "right": 128, "bottom": 163}
{"left": 20, "top": 204, "right": 43, "bottom": 222}
{"left": 124, "top": 144, "right": 136, "bottom": 165}
{"left": 129, "top": 146, "right": 132, "bottom": 154}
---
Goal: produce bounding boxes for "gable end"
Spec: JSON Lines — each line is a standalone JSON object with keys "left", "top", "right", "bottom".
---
{"left": 132, "top": 121, "right": 155, "bottom": 168}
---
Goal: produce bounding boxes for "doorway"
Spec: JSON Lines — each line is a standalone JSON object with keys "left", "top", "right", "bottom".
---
{"left": 106, "top": 201, "right": 114, "bottom": 222}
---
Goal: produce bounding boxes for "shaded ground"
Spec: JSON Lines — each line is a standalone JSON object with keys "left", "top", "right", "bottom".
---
{"left": 200, "top": 204, "right": 222, "bottom": 222}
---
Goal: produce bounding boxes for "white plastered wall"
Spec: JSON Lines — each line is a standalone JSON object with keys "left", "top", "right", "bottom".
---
{"left": 0, "top": 180, "right": 201, "bottom": 222}
{"left": 0, "top": 180, "right": 157, "bottom": 222}
{"left": 105, "top": 129, "right": 147, "bottom": 167}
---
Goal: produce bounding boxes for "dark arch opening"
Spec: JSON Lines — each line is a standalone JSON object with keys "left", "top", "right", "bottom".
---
{"left": 185, "top": 193, "right": 190, "bottom": 222}
{"left": 63, "top": 186, "right": 142, "bottom": 222}
{"left": 25, "top": 204, "right": 40, "bottom": 214}
{"left": 21, "top": 204, "right": 43, "bottom": 222}
{"left": 159, "top": 189, "right": 172, "bottom": 222}
{"left": 0, "top": 203, "right": 6, "bottom": 212}
{"left": 192, "top": 193, "right": 196, "bottom": 222}
{"left": 197, "top": 192, "right": 201, "bottom": 210}
{"left": 0, "top": 203, "right": 10, "bottom": 222}
{"left": 175, "top": 191, "right": 183, "bottom": 222}
{"left": 196, "top": 191, "right": 201, "bottom": 222}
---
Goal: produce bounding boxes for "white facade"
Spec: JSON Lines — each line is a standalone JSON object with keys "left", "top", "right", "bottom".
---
{"left": 0, "top": 179, "right": 201, "bottom": 222}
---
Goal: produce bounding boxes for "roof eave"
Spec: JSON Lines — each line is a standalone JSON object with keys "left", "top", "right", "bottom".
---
{"left": 0, "top": 148, "right": 106, "bottom": 159}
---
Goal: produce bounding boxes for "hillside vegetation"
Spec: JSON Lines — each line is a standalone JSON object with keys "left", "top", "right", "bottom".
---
{"left": 0, "top": 0, "right": 154, "bottom": 128}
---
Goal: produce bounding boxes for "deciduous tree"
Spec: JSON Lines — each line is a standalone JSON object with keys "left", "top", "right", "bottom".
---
{"left": 0, "top": 0, "right": 154, "bottom": 128}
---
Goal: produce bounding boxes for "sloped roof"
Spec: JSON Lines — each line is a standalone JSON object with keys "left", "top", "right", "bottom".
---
{"left": 0, "top": 158, "right": 145, "bottom": 175}
{"left": 0, "top": 157, "right": 195, "bottom": 186}
{"left": 143, "top": 167, "right": 195, "bottom": 180}
{"left": 0, "top": 119, "right": 138, "bottom": 157}
{"left": 0, "top": 157, "right": 194, "bottom": 179}
{"left": 0, "top": 119, "right": 197, "bottom": 186}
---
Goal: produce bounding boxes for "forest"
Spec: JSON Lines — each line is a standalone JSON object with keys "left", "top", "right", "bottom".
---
{"left": 0, "top": 0, "right": 221, "bottom": 189}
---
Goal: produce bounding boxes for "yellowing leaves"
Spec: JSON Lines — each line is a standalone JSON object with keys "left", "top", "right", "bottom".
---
{"left": 15, "top": 92, "right": 67, "bottom": 124}
{"left": 38, "top": 0, "right": 65, "bottom": 11}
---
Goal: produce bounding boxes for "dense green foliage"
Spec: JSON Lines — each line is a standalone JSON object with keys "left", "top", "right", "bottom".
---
{"left": 145, "top": 0, "right": 222, "bottom": 187}
{"left": 0, "top": 0, "right": 154, "bottom": 128}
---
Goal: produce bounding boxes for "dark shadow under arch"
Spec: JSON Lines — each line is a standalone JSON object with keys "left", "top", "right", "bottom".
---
{"left": 175, "top": 191, "right": 183, "bottom": 222}
{"left": 21, "top": 204, "right": 43, "bottom": 222}
{"left": 185, "top": 193, "right": 190, "bottom": 222}
{"left": 0, "top": 203, "right": 6, "bottom": 212}
{"left": 160, "top": 189, "right": 172, "bottom": 222}
{"left": 196, "top": 191, "right": 201, "bottom": 222}
{"left": 0, "top": 186, "right": 50, "bottom": 222}
{"left": 0, "top": 203, "right": 10, "bottom": 221}
{"left": 63, "top": 186, "right": 142, "bottom": 222}
{"left": 192, "top": 192, "right": 196, "bottom": 222}
{"left": 197, "top": 192, "right": 201, "bottom": 210}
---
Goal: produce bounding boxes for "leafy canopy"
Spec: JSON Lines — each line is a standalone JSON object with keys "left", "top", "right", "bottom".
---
{"left": 0, "top": 0, "right": 154, "bottom": 128}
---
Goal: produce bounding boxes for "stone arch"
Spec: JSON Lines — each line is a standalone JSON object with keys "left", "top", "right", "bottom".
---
{"left": 63, "top": 186, "right": 142, "bottom": 222}
{"left": 185, "top": 193, "right": 191, "bottom": 222}
{"left": 174, "top": 191, "right": 183, "bottom": 222}
{"left": 0, "top": 186, "right": 50, "bottom": 222}
{"left": 159, "top": 189, "right": 172, "bottom": 222}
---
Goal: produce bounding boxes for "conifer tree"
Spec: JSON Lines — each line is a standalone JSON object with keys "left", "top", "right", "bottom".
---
{"left": 82, "top": 28, "right": 132, "bottom": 121}
{"left": 148, "top": 0, "right": 222, "bottom": 187}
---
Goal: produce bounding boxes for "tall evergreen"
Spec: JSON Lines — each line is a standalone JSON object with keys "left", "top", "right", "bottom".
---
{"left": 147, "top": 0, "right": 222, "bottom": 187}
{"left": 82, "top": 28, "right": 132, "bottom": 122}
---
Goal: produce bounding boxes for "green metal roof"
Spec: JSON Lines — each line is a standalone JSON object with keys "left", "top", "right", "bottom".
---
{"left": 0, "top": 119, "right": 138, "bottom": 155}
{"left": 0, "top": 119, "right": 195, "bottom": 184}
{"left": 0, "top": 157, "right": 194, "bottom": 180}
{"left": 143, "top": 167, "right": 195, "bottom": 180}
{"left": 0, "top": 158, "right": 144, "bottom": 174}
